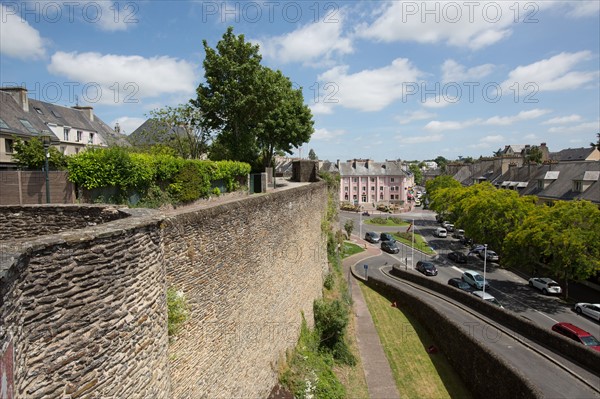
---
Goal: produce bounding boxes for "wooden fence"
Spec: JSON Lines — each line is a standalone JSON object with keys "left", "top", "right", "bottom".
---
{"left": 0, "top": 171, "right": 75, "bottom": 205}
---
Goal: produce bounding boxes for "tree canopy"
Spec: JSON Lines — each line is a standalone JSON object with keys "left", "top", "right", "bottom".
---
{"left": 12, "top": 137, "right": 67, "bottom": 170}
{"left": 193, "top": 26, "right": 314, "bottom": 170}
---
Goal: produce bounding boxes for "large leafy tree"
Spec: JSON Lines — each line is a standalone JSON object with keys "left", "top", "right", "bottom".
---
{"left": 408, "top": 163, "right": 423, "bottom": 185}
{"left": 137, "top": 104, "right": 211, "bottom": 159}
{"left": 12, "top": 137, "right": 67, "bottom": 170}
{"left": 194, "top": 26, "right": 313, "bottom": 170}
{"left": 504, "top": 201, "right": 600, "bottom": 298}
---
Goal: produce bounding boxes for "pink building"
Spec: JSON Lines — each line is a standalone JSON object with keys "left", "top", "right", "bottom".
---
{"left": 322, "top": 159, "right": 414, "bottom": 205}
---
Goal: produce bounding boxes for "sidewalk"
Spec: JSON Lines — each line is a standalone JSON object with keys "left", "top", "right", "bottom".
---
{"left": 343, "top": 240, "right": 401, "bottom": 399}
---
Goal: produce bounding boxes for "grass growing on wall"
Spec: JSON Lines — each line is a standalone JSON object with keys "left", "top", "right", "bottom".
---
{"left": 167, "top": 287, "right": 189, "bottom": 336}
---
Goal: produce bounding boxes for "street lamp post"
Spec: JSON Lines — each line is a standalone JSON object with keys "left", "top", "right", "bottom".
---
{"left": 411, "top": 218, "right": 415, "bottom": 269}
{"left": 40, "top": 132, "right": 51, "bottom": 204}
{"left": 483, "top": 244, "right": 488, "bottom": 295}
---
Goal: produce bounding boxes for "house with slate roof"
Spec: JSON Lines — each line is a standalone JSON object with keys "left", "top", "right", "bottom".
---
{"left": 320, "top": 159, "right": 414, "bottom": 206}
{"left": 0, "top": 86, "right": 128, "bottom": 169}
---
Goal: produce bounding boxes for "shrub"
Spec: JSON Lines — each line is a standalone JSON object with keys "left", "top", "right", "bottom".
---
{"left": 369, "top": 217, "right": 388, "bottom": 225}
{"left": 212, "top": 187, "right": 221, "bottom": 196}
{"left": 167, "top": 287, "right": 188, "bottom": 336}
{"left": 323, "top": 272, "right": 334, "bottom": 290}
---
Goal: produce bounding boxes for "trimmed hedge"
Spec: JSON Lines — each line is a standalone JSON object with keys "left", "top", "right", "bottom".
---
{"left": 67, "top": 148, "right": 250, "bottom": 204}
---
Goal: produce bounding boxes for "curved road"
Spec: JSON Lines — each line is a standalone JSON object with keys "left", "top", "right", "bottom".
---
{"left": 353, "top": 259, "right": 600, "bottom": 398}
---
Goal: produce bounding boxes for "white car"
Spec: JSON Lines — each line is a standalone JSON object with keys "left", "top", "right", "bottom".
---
{"left": 574, "top": 303, "right": 600, "bottom": 321}
{"left": 472, "top": 291, "right": 504, "bottom": 308}
{"left": 528, "top": 277, "right": 562, "bottom": 295}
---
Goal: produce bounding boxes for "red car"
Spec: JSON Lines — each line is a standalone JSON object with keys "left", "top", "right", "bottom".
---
{"left": 551, "top": 322, "right": 600, "bottom": 352}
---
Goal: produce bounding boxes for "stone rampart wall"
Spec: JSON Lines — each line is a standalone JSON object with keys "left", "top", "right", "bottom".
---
{"left": 163, "top": 182, "right": 328, "bottom": 398}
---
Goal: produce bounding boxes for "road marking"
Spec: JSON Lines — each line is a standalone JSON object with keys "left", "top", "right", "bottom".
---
{"left": 451, "top": 266, "right": 464, "bottom": 274}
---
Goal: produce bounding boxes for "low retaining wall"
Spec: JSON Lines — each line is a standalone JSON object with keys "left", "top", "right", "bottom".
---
{"left": 362, "top": 274, "right": 542, "bottom": 399}
{"left": 389, "top": 267, "right": 600, "bottom": 375}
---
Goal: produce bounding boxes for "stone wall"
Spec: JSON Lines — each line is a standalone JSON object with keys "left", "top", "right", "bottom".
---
{"left": 163, "top": 182, "right": 328, "bottom": 398}
{"left": 0, "top": 204, "right": 128, "bottom": 240}
{"left": 0, "top": 182, "right": 329, "bottom": 398}
{"left": 0, "top": 209, "right": 169, "bottom": 398}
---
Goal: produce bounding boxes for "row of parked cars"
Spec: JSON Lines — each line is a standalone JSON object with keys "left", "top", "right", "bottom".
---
{"left": 365, "top": 231, "right": 402, "bottom": 254}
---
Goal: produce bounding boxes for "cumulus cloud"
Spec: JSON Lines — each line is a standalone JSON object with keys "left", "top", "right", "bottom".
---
{"left": 0, "top": 4, "right": 46, "bottom": 59}
{"left": 542, "top": 114, "right": 583, "bottom": 125}
{"left": 425, "top": 109, "right": 550, "bottom": 131}
{"left": 311, "top": 127, "right": 346, "bottom": 141}
{"left": 48, "top": 52, "right": 198, "bottom": 105}
{"left": 316, "top": 58, "right": 424, "bottom": 112}
{"left": 256, "top": 9, "right": 352, "bottom": 65}
{"left": 548, "top": 121, "right": 600, "bottom": 134}
{"left": 502, "top": 51, "right": 598, "bottom": 92}
{"left": 395, "top": 109, "right": 436, "bottom": 124}
{"left": 397, "top": 134, "right": 443, "bottom": 144}
{"left": 422, "top": 95, "right": 459, "bottom": 108}
{"left": 441, "top": 59, "right": 495, "bottom": 83}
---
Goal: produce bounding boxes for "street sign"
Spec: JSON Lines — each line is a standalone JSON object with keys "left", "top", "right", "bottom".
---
{"left": 364, "top": 264, "right": 368, "bottom": 279}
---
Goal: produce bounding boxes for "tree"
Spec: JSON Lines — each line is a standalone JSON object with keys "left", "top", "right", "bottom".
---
{"left": 525, "top": 145, "right": 543, "bottom": 165}
{"left": 194, "top": 26, "right": 314, "bottom": 170}
{"left": 590, "top": 133, "right": 600, "bottom": 149}
{"left": 504, "top": 201, "right": 600, "bottom": 298}
{"left": 254, "top": 67, "right": 314, "bottom": 169}
{"left": 344, "top": 220, "right": 354, "bottom": 239}
{"left": 408, "top": 163, "right": 423, "bottom": 185}
{"left": 308, "top": 149, "right": 318, "bottom": 160}
{"left": 434, "top": 156, "right": 448, "bottom": 173}
{"left": 12, "top": 137, "right": 67, "bottom": 170}
{"left": 142, "top": 104, "right": 211, "bottom": 159}
{"left": 493, "top": 148, "right": 503, "bottom": 157}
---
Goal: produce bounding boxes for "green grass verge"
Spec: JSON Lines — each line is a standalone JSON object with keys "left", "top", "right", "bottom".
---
{"left": 342, "top": 241, "right": 365, "bottom": 258}
{"left": 392, "top": 232, "right": 436, "bottom": 255}
{"left": 359, "top": 282, "right": 472, "bottom": 399}
{"left": 364, "top": 216, "right": 409, "bottom": 226}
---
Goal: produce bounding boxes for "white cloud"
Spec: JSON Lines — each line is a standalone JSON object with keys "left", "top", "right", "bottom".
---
{"left": 317, "top": 58, "right": 424, "bottom": 112}
{"left": 395, "top": 109, "right": 436, "bottom": 124}
{"left": 562, "top": 1, "right": 600, "bottom": 18}
{"left": 422, "top": 95, "right": 459, "bottom": 108}
{"left": 0, "top": 4, "right": 46, "bottom": 59}
{"left": 548, "top": 121, "right": 600, "bottom": 134}
{"left": 309, "top": 102, "right": 335, "bottom": 115}
{"left": 111, "top": 116, "right": 146, "bottom": 135}
{"left": 425, "top": 109, "right": 550, "bottom": 131}
{"left": 257, "top": 10, "right": 352, "bottom": 65}
{"left": 441, "top": 59, "right": 494, "bottom": 83}
{"left": 484, "top": 109, "right": 551, "bottom": 125}
{"left": 311, "top": 128, "right": 346, "bottom": 141}
{"left": 91, "top": 1, "right": 138, "bottom": 31}
{"left": 356, "top": 1, "right": 519, "bottom": 50}
{"left": 398, "top": 134, "right": 443, "bottom": 144}
{"left": 542, "top": 114, "right": 583, "bottom": 125}
{"left": 479, "top": 135, "right": 505, "bottom": 143}
{"left": 502, "top": 51, "right": 597, "bottom": 92}
{"left": 48, "top": 52, "right": 198, "bottom": 105}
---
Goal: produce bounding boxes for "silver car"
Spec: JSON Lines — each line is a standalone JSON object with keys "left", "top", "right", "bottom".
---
{"left": 574, "top": 303, "right": 600, "bottom": 321}
{"left": 528, "top": 277, "right": 562, "bottom": 295}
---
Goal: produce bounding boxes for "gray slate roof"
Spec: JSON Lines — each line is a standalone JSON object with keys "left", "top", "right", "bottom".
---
{"left": 551, "top": 147, "right": 596, "bottom": 162}
{"left": 329, "top": 159, "right": 411, "bottom": 177}
{"left": 128, "top": 118, "right": 188, "bottom": 146}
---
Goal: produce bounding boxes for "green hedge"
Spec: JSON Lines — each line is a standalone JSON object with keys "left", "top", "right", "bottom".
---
{"left": 67, "top": 147, "right": 250, "bottom": 204}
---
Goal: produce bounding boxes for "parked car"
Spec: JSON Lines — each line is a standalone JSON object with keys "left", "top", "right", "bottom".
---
{"left": 574, "top": 303, "right": 600, "bottom": 322}
{"left": 551, "top": 322, "right": 600, "bottom": 352}
{"left": 416, "top": 261, "right": 438, "bottom": 276}
{"left": 414, "top": 199, "right": 421, "bottom": 206}
{"left": 452, "top": 229, "right": 465, "bottom": 239}
{"left": 462, "top": 270, "right": 489, "bottom": 290}
{"left": 434, "top": 227, "right": 447, "bottom": 238}
{"left": 445, "top": 224, "right": 455, "bottom": 232}
{"left": 435, "top": 214, "right": 445, "bottom": 223}
{"left": 380, "top": 232, "right": 395, "bottom": 242}
{"left": 478, "top": 250, "right": 499, "bottom": 262}
{"left": 381, "top": 240, "right": 400, "bottom": 254}
{"left": 448, "top": 278, "right": 471, "bottom": 292}
{"left": 365, "top": 232, "right": 380, "bottom": 243}
{"left": 472, "top": 291, "right": 504, "bottom": 308}
{"left": 528, "top": 277, "right": 562, "bottom": 296}
{"left": 460, "top": 236, "right": 473, "bottom": 246}
{"left": 447, "top": 251, "right": 468, "bottom": 264}
{"left": 441, "top": 221, "right": 452, "bottom": 229}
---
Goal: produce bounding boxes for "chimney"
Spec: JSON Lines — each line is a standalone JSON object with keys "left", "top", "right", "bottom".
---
{"left": 336, "top": 159, "right": 340, "bottom": 170}
{"left": 2, "top": 86, "right": 29, "bottom": 112}
{"left": 72, "top": 105, "right": 94, "bottom": 122}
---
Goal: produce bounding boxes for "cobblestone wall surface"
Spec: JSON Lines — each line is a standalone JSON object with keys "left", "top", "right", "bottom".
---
{"left": 0, "top": 205, "right": 128, "bottom": 240}
{"left": 0, "top": 209, "right": 170, "bottom": 399}
{"left": 163, "top": 182, "right": 329, "bottom": 398}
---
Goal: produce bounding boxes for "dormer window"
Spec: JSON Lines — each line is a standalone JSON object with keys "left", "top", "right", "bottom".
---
{"left": 34, "top": 107, "right": 44, "bottom": 115}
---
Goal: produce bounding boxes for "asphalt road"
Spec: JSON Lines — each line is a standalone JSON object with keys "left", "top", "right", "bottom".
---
{"left": 358, "top": 263, "right": 600, "bottom": 398}
{"left": 340, "top": 208, "right": 600, "bottom": 336}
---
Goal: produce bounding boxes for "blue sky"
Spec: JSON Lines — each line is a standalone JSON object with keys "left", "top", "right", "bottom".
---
{"left": 1, "top": 1, "right": 599, "bottom": 162}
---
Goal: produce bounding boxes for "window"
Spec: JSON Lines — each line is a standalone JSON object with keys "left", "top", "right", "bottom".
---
{"left": 19, "top": 119, "right": 38, "bottom": 134}
{"left": 573, "top": 181, "right": 583, "bottom": 192}
{"left": 59, "top": 146, "right": 66, "bottom": 154}
{"left": 344, "top": 187, "right": 348, "bottom": 192}
{"left": 395, "top": 186, "right": 399, "bottom": 191}
{"left": 63, "top": 128, "right": 70, "bottom": 141}
{"left": 344, "top": 194, "right": 349, "bottom": 200}
{"left": 390, "top": 186, "right": 395, "bottom": 192}
{"left": 537, "top": 180, "right": 544, "bottom": 190}
{"left": 370, "top": 177, "right": 375, "bottom": 182}
{"left": 380, "top": 186, "right": 384, "bottom": 191}
{"left": 371, "top": 186, "right": 375, "bottom": 191}
{"left": 362, "top": 195, "right": 367, "bottom": 202}
{"left": 362, "top": 186, "right": 366, "bottom": 192}
{"left": 353, "top": 194, "right": 357, "bottom": 200}
{"left": 0, "top": 118, "right": 10, "bottom": 129}
{"left": 34, "top": 107, "right": 44, "bottom": 115}
{"left": 380, "top": 193, "right": 384, "bottom": 200}
{"left": 371, "top": 194, "right": 375, "bottom": 200}
{"left": 391, "top": 177, "right": 395, "bottom": 182}
{"left": 88, "top": 132, "right": 95, "bottom": 144}
{"left": 76, "top": 131, "right": 82, "bottom": 142}
{"left": 5, "top": 139, "right": 14, "bottom": 153}
{"left": 352, "top": 177, "right": 358, "bottom": 182}
{"left": 353, "top": 186, "right": 357, "bottom": 192}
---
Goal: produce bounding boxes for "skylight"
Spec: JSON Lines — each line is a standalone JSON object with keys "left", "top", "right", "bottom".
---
{"left": 19, "top": 119, "right": 38, "bottom": 134}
